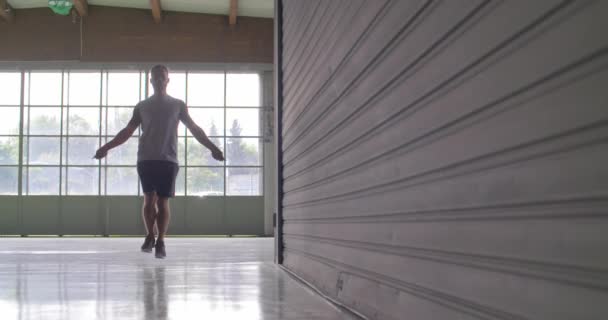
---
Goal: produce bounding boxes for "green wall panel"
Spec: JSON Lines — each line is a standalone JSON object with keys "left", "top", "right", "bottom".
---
{"left": 61, "top": 196, "right": 102, "bottom": 235}
{"left": 0, "top": 196, "right": 264, "bottom": 236}
{"left": 22, "top": 196, "right": 60, "bottom": 235}
{"left": 185, "top": 197, "right": 224, "bottom": 235}
{"left": 225, "top": 196, "right": 264, "bottom": 235}
{"left": 0, "top": 196, "right": 20, "bottom": 235}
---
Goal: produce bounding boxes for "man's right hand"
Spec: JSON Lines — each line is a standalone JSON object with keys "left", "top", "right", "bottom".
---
{"left": 211, "top": 149, "right": 225, "bottom": 161}
{"left": 93, "top": 146, "right": 109, "bottom": 160}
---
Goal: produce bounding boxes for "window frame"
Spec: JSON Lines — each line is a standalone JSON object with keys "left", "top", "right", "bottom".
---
{"left": 0, "top": 68, "right": 266, "bottom": 196}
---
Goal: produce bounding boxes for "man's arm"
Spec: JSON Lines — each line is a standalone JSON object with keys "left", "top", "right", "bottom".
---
{"left": 180, "top": 104, "right": 224, "bottom": 161}
{"left": 93, "top": 108, "right": 140, "bottom": 159}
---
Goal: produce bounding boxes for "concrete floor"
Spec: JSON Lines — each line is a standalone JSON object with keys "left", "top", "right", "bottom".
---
{"left": 0, "top": 238, "right": 360, "bottom": 320}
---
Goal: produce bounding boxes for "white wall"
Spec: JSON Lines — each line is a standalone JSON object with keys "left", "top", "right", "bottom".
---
{"left": 278, "top": 0, "right": 608, "bottom": 319}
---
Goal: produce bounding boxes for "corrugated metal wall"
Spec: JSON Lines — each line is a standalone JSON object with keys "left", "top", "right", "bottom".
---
{"left": 278, "top": 0, "right": 608, "bottom": 319}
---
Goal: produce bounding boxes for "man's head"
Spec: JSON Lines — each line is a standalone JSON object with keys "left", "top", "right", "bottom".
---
{"left": 150, "top": 65, "right": 169, "bottom": 95}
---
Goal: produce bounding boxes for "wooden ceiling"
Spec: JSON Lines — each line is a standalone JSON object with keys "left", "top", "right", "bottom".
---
{"left": 1, "top": 0, "right": 272, "bottom": 24}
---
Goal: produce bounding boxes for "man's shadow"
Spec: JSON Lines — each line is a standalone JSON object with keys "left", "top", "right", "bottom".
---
{"left": 143, "top": 265, "right": 168, "bottom": 320}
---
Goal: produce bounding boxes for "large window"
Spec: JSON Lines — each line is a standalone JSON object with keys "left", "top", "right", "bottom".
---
{"left": 0, "top": 70, "right": 264, "bottom": 196}
{"left": 185, "top": 72, "right": 263, "bottom": 196}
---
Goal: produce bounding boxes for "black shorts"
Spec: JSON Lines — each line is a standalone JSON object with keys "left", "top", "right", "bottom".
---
{"left": 137, "top": 160, "right": 179, "bottom": 198}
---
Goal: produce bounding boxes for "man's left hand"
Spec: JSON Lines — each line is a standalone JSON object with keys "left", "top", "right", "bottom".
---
{"left": 211, "top": 150, "right": 224, "bottom": 161}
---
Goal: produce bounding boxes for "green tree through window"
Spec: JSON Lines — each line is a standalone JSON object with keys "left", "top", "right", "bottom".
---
{"left": 0, "top": 137, "right": 19, "bottom": 165}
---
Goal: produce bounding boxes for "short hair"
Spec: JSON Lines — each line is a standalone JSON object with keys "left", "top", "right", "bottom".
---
{"left": 151, "top": 64, "right": 169, "bottom": 75}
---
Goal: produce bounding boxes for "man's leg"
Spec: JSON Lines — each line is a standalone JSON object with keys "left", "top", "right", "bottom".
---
{"left": 142, "top": 192, "right": 158, "bottom": 236}
{"left": 153, "top": 202, "right": 159, "bottom": 236}
{"left": 156, "top": 197, "right": 171, "bottom": 241}
{"left": 140, "top": 192, "right": 158, "bottom": 252}
{"left": 153, "top": 162, "right": 177, "bottom": 259}
{"left": 154, "top": 197, "right": 171, "bottom": 258}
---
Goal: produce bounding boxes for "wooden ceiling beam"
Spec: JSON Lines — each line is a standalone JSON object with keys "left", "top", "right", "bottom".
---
{"left": 72, "top": 0, "right": 88, "bottom": 17}
{"left": 229, "top": 0, "right": 238, "bottom": 25}
{"left": 150, "top": 0, "right": 162, "bottom": 23}
{"left": 0, "top": 0, "right": 15, "bottom": 23}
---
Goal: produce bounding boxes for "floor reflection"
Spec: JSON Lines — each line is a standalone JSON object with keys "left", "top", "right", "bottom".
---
{"left": 0, "top": 238, "right": 359, "bottom": 320}
{"left": 142, "top": 266, "right": 168, "bottom": 320}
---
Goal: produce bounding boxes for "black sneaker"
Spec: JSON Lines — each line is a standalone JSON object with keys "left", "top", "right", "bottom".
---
{"left": 155, "top": 240, "right": 166, "bottom": 259}
{"left": 141, "top": 234, "right": 155, "bottom": 253}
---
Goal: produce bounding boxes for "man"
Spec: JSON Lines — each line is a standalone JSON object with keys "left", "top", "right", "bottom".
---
{"left": 94, "top": 65, "right": 224, "bottom": 259}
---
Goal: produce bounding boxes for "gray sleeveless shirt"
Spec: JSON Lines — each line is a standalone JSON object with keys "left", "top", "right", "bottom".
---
{"left": 134, "top": 95, "right": 186, "bottom": 164}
